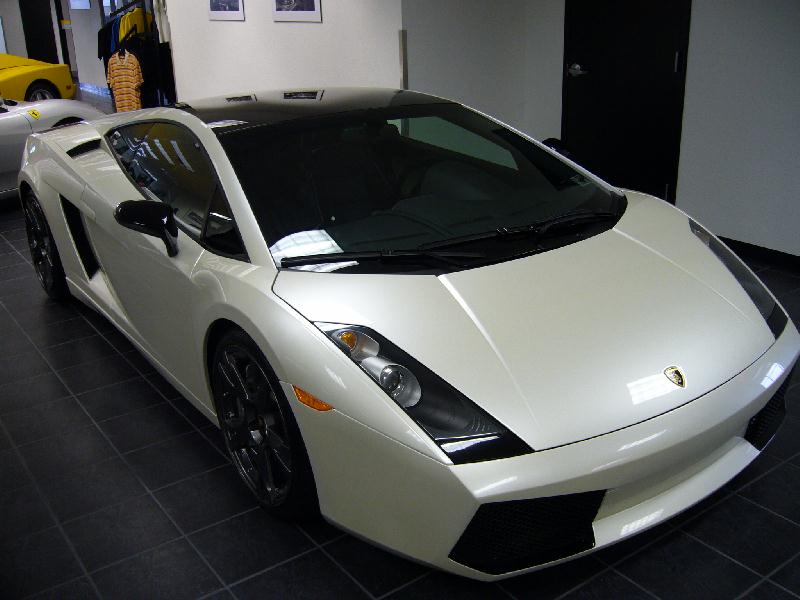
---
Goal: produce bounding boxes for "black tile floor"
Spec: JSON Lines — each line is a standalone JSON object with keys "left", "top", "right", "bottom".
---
{"left": 1, "top": 199, "right": 799, "bottom": 600}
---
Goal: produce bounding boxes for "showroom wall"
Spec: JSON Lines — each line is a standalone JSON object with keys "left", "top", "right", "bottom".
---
{"left": 676, "top": 0, "right": 800, "bottom": 256}
{"left": 68, "top": 4, "right": 107, "bottom": 89}
{"left": 401, "top": 0, "right": 564, "bottom": 140}
{"left": 0, "top": 0, "right": 26, "bottom": 56}
{"left": 165, "top": 0, "right": 403, "bottom": 101}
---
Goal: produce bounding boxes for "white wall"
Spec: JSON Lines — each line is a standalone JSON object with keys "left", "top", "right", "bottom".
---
{"left": 401, "top": 0, "right": 564, "bottom": 140}
{"left": 676, "top": 0, "right": 800, "bottom": 255}
{"left": 69, "top": 4, "right": 106, "bottom": 88}
{"left": 0, "top": 0, "right": 26, "bottom": 56}
{"left": 166, "top": 0, "right": 403, "bottom": 101}
{"left": 522, "top": 0, "right": 564, "bottom": 140}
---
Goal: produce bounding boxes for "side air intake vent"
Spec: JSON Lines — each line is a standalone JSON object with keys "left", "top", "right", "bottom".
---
{"left": 745, "top": 368, "right": 794, "bottom": 450}
{"left": 67, "top": 139, "right": 102, "bottom": 158}
{"left": 449, "top": 490, "right": 606, "bottom": 575}
{"left": 60, "top": 196, "right": 100, "bottom": 278}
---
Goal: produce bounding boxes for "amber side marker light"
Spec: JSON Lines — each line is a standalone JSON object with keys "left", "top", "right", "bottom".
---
{"left": 292, "top": 386, "right": 334, "bottom": 411}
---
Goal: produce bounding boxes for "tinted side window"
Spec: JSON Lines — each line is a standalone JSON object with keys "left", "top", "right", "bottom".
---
{"left": 109, "top": 123, "right": 152, "bottom": 170}
{"left": 204, "top": 185, "right": 247, "bottom": 258}
{"left": 132, "top": 123, "right": 216, "bottom": 235}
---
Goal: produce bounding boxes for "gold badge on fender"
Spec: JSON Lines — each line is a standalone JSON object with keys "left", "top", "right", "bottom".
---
{"left": 664, "top": 366, "right": 686, "bottom": 388}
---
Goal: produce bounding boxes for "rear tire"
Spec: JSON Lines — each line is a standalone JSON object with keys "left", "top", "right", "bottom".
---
{"left": 211, "top": 328, "right": 319, "bottom": 519}
{"left": 25, "top": 81, "right": 59, "bottom": 102}
{"left": 22, "top": 191, "right": 69, "bottom": 300}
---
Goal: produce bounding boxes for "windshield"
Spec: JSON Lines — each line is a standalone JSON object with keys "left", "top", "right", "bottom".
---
{"left": 217, "top": 103, "right": 625, "bottom": 273}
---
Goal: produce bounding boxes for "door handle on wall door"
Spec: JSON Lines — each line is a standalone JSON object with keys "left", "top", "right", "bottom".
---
{"left": 568, "top": 63, "right": 589, "bottom": 77}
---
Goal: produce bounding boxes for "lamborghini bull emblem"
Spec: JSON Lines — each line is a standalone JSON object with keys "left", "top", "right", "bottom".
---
{"left": 664, "top": 366, "right": 686, "bottom": 388}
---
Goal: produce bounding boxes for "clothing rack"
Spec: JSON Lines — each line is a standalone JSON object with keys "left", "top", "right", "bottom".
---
{"left": 107, "top": 0, "right": 148, "bottom": 24}
{"left": 102, "top": 0, "right": 169, "bottom": 108}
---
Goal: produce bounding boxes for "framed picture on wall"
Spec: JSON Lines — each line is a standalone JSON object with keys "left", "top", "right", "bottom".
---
{"left": 273, "top": 0, "right": 322, "bottom": 23}
{"left": 209, "top": 0, "right": 245, "bottom": 21}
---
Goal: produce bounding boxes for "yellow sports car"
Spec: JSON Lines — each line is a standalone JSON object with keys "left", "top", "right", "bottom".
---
{"left": 0, "top": 54, "right": 76, "bottom": 101}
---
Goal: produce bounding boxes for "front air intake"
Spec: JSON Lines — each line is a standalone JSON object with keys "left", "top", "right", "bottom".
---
{"left": 745, "top": 367, "right": 794, "bottom": 450}
{"left": 449, "top": 490, "right": 606, "bottom": 575}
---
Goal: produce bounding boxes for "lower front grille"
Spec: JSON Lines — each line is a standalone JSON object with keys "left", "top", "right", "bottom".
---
{"left": 744, "top": 367, "right": 794, "bottom": 450}
{"left": 448, "top": 490, "right": 606, "bottom": 575}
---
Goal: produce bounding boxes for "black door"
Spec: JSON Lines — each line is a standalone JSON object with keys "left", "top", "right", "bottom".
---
{"left": 18, "top": 0, "right": 59, "bottom": 64}
{"left": 561, "top": 0, "right": 691, "bottom": 203}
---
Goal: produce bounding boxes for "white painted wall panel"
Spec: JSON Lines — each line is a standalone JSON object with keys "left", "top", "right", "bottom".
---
{"left": 677, "top": 0, "right": 800, "bottom": 255}
{"left": 166, "top": 0, "right": 403, "bottom": 101}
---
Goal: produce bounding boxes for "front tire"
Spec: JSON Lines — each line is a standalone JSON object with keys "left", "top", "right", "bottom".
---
{"left": 211, "top": 329, "right": 319, "bottom": 519}
{"left": 22, "top": 191, "right": 69, "bottom": 300}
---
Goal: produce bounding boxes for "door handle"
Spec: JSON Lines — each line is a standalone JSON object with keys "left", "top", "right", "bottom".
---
{"left": 568, "top": 63, "right": 589, "bottom": 77}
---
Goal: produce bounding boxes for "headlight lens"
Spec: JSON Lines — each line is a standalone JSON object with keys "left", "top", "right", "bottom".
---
{"left": 317, "top": 323, "right": 533, "bottom": 464}
{"left": 689, "top": 219, "right": 787, "bottom": 338}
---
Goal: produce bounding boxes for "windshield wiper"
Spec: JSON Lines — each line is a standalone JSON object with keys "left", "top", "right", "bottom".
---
{"left": 418, "top": 209, "right": 619, "bottom": 251}
{"left": 279, "top": 249, "right": 485, "bottom": 268}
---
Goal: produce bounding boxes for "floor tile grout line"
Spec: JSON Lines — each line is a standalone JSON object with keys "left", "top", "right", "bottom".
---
{"left": 0, "top": 302, "right": 232, "bottom": 598}
{"left": 732, "top": 547, "right": 800, "bottom": 600}
{"left": 7, "top": 396, "right": 187, "bottom": 453}
{"left": 734, "top": 577, "right": 800, "bottom": 600}
{"left": 547, "top": 566, "right": 613, "bottom": 600}
{"left": 735, "top": 489, "right": 800, "bottom": 528}
{"left": 0, "top": 416, "right": 103, "bottom": 599}
{"left": 53, "top": 463, "right": 236, "bottom": 529}
{"left": 374, "top": 572, "right": 432, "bottom": 600}
{"left": 17, "top": 573, "right": 93, "bottom": 600}
{"left": 297, "top": 526, "right": 379, "bottom": 600}
{"left": 46, "top": 503, "right": 304, "bottom": 586}
{"left": 3, "top": 385, "right": 170, "bottom": 448}
{"left": 610, "top": 566, "right": 663, "bottom": 600}
{"left": 36, "top": 331, "right": 116, "bottom": 353}
{"left": 83, "top": 313, "right": 233, "bottom": 465}
{"left": 211, "top": 545, "right": 321, "bottom": 594}
{"left": 680, "top": 529, "right": 767, "bottom": 580}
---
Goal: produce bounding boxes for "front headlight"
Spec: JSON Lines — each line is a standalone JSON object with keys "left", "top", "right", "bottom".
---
{"left": 689, "top": 219, "right": 787, "bottom": 338}
{"left": 316, "top": 323, "right": 533, "bottom": 464}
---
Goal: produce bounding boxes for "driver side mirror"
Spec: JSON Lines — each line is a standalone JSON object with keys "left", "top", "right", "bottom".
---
{"left": 114, "top": 200, "right": 179, "bottom": 257}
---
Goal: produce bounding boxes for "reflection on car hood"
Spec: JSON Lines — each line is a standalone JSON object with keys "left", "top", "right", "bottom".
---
{"left": 273, "top": 192, "right": 775, "bottom": 450}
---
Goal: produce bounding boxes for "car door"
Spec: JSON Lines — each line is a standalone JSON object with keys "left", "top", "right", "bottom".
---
{"left": 95, "top": 120, "right": 222, "bottom": 387}
{"left": 0, "top": 108, "right": 33, "bottom": 193}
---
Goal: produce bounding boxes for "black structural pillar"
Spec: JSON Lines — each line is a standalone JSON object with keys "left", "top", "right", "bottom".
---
{"left": 18, "top": 0, "right": 59, "bottom": 64}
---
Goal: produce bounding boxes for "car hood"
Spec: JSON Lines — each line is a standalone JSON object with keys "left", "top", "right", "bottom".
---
{"left": 273, "top": 192, "right": 776, "bottom": 450}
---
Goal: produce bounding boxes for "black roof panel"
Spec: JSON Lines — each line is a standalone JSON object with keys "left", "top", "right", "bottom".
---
{"left": 180, "top": 87, "right": 454, "bottom": 133}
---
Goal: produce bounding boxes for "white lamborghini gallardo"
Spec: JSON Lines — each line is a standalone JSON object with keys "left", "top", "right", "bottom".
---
{"left": 17, "top": 88, "right": 799, "bottom": 580}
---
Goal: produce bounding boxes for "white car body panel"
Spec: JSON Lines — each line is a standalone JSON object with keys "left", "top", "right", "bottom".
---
{"left": 1, "top": 98, "right": 103, "bottom": 195}
{"left": 274, "top": 191, "right": 776, "bottom": 450}
{"left": 16, "top": 91, "right": 800, "bottom": 580}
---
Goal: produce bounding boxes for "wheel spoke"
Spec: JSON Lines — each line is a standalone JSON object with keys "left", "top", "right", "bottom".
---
{"left": 249, "top": 442, "right": 276, "bottom": 496}
{"left": 224, "top": 421, "right": 253, "bottom": 449}
{"left": 220, "top": 349, "right": 250, "bottom": 400}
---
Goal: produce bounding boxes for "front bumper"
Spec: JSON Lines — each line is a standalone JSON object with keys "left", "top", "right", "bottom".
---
{"left": 288, "top": 319, "right": 800, "bottom": 581}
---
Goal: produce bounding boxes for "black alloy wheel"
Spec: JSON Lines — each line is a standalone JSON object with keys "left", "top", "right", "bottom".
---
{"left": 212, "top": 329, "right": 318, "bottom": 517}
{"left": 22, "top": 192, "right": 69, "bottom": 299}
